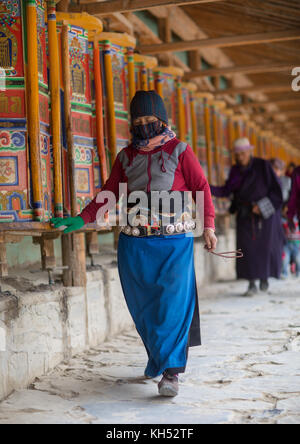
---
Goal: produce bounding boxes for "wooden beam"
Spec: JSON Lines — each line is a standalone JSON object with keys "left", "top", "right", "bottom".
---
{"left": 215, "top": 84, "right": 292, "bottom": 96}
{"left": 231, "top": 98, "right": 300, "bottom": 111}
{"left": 137, "top": 30, "right": 300, "bottom": 54}
{"left": 56, "top": 0, "right": 69, "bottom": 12}
{"left": 105, "top": 12, "right": 134, "bottom": 35}
{"left": 70, "top": 0, "right": 225, "bottom": 15}
{"left": 258, "top": 110, "right": 300, "bottom": 119}
{"left": 184, "top": 63, "right": 295, "bottom": 80}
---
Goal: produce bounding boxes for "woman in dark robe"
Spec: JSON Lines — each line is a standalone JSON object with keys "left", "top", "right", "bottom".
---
{"left": 51, "top": 90, "right": 217, "bottom": 397}
{"left": 287, "top": 166, "right": 300, "bottom": 227}
{"left": 211, "top": 138, "right": 284, "bottom": 296}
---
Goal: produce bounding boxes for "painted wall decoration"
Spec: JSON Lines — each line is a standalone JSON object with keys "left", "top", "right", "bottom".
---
{"left": 57, "top": 22, "right": 96, "bottom": 215}
{"left": 0, "top": 0, "right": 31, "bottom": 223}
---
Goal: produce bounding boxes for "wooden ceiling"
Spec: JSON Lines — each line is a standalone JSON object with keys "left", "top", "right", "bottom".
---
{"left": 64, "top": 0, "right": 300, "bottom": 149}
{"left": 182, "top": 0, "right": 300, "bottom": 148}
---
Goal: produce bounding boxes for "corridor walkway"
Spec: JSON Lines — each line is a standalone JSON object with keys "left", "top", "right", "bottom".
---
{"left": 0, "top": 278, "right": 299, "bottom": 424}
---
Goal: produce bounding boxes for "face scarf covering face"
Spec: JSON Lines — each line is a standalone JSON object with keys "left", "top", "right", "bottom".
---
{"left": 131, "top": 120, "right": 176, "bottom": 151}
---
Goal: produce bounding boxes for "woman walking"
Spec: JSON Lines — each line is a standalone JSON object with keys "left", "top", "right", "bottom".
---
{"left": 51, "top": 90, "right": 217, "bottom": 397}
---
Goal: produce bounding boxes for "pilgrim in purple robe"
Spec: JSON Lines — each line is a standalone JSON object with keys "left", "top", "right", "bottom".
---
{"left": 210, "top": 138, "right": 284, "bottom": 296}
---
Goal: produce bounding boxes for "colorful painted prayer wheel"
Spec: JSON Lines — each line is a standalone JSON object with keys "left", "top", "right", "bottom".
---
{"left": 153, "top": 66, "right": 184, "bottom": 133}
{"left": 133, "top": 54, "right": 158, "bottom": 92}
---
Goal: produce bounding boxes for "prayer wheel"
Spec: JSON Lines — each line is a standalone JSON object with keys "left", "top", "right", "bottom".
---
{"left": 95, "top": 32, "right": 136, "bottom": 165}
{"left": 181, "top": 82, "right": 197, "bottom": 147}
{"left": 153, "top": 66, "right": 184, "bottom": 133}
{"left": 134, "top": 54, "right": 158, "bottom": 92}
{"left": 56, "top": 12, "right": 103, "bottom": 215}
{"left": 0, "top": 0, "right": 52, "bottom": 224}
{"left": 194, "top": 92, "right": 214, "bottom": 184}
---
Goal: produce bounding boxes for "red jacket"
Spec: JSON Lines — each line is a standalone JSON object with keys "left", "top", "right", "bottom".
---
{"left": 80, "top": 138, "right": 215, "bottom": 229}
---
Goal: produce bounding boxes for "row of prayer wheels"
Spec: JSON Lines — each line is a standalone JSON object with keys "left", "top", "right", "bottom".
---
{"left": 0, "top": 1, "right": 298, "bottom": 230}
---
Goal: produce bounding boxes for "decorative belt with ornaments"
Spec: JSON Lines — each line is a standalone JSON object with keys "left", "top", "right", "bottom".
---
{"left": 121, "top": 220, "right": 196, "bottom": 237}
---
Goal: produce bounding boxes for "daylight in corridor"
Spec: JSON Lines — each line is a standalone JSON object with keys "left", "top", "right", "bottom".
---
{"left": 0, "top": 0, "right": 300, "bottom": 428}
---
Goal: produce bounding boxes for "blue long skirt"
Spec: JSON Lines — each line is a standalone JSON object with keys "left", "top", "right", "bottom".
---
{"left": 117, "top": 232, "right": 200, "bottom": 378}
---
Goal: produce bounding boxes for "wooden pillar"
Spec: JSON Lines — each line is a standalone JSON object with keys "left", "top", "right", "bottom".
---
{"left": 158, "top": 17, "right": 172, "bottom": 65}
{"left": 86, "top": 232, "right": 100, "bottom": 266}
{"left": 62, "top": 232, "right": 86, "bottom": 287}
{"left": 189, "top": 50, "right": 201, "bottom": 72}
{"left": 218, "top": 114, "right": 225, "bottom": 184}
{"left": 47, "top": 1, "right": 63, "bottom": 217}
{"left": 148, "top": 68, "right": 155, "bottom": 90}
{"left": 36, "top": 236, "right": 56, "bottom": 271}
{"left": 103, "top": 41, "right": 117, "bottom": 163}
{"left": 61, "top": 22, "right": 86, "bottom": 287}
{"left": 156, "top": 75, "right": 163, "bottom": 98}
{"left": 127, "top": 46, "right": 136, "bottom": 101}
{"left": 212, "top": 105, "right": 221, "bottom": 185}
{"left": 204, "top": 98, "right": 213, "bottom": 184}
{"left": 190, "top": 92, "right": 198, "bottom": 156}
{"left": 141, "top": 63, "right": 148, "bottom": 91}
{"left": 228, "top": 116, "right": 235, "bottom": 165}
{"left": 26, "top": 0, "right": 43, "bottom": 221}
{"left": 177, "top": 77, "right": 185, "bottom": 141}
{"left": 257, "top": 133, "right": 263, "bottom": 158}
{"left": 0, "top": 236, "right": 8, "bottom": 278}
{"left": 94, "top": 38, "right": 108, "bottom": 185}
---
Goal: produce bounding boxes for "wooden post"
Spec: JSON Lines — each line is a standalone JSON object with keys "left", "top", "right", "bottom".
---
{"left": 26, "top": 0, "right": 43, "bottom": 221}
{"left": 212, "top": 105, "right": 220, "bottom": 185}
{"left": 148, "top": 68, "right": 155, "bottom": 90}
{"left": 0, "top": 238, "right": 8, "bottom": 278}
{"left": 37, "top": 237, "right": 56, "bottom": 271}
{"left": 93, "top": 38, "right": 108, "bottom": 185}
{"left": 190, "top": 92, "right": 198, "bottom": 156}
{"left": 86, "top": 232, "right": 100, "bottom": 260}
{"left": 177, "top": 77, "right": 185, "bottom": 141}
{"left": 141, "top": 63, "right": 148, "bottom": 91}
{"left": 48, "top": 1, "right": 63, "bottom": 217}
{"left": 156, "top": 73, "right": 163, "bottom": 98}
{"left": 228, "top": 116, "right": 235, "bottom": 165}
{"left": 204, "top": 98, "right": 213, "bottom": 184}
{"left": 103, "top": 40, "right": 117, "bottom": 163}
{"left": 218, "top": 114, "right": 225, "bottom": 184}
{"left": 127, "top": 46, "right": 136, "bottom": 101}
{"left": 61, "top": 22, "right": 86, "bottom": 287}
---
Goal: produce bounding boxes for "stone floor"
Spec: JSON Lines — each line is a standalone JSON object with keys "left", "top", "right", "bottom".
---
{"left": 0, "top": 278, "right": 299, "bottom": 424}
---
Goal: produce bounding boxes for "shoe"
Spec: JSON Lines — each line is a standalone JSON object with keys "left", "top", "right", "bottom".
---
{"left": 260, "top": 279, "right": 269, "bottom": 292}
{"left": 158, "top": 372, "right": 179, "bottom": 397}
{"left": 243, "top": 281, "right": 258, "bottom": 297}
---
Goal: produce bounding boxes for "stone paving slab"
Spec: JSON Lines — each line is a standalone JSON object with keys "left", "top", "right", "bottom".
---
{"left": 0, "top": 278, "right": 299, "bottom": 424}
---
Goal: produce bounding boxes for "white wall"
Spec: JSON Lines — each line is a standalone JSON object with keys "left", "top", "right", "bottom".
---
{"left": 0, "top": 229, "right": 236, "bottom": 401}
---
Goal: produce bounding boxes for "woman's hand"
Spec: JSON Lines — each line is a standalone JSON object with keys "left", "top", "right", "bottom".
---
{"left": 203, "top": 228, "right": 218, "bottom": 252}
{"left": 252, "top": 204, "right": 261, "bottom": 215}
{"left": 50, "top": 216, "right": 85, "bottom": 234}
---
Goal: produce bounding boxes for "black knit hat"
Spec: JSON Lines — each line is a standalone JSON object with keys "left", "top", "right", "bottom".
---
{"left": 130, "top": 90, "right": 168, "bottom": 124}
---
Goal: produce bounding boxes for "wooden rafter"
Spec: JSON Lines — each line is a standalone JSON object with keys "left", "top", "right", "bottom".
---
{"left": 137, "top": 30, "right": 300, "bottom": 54}
{"left": 215, "top": 84, "right": 292, "bottom": 96}
{"left": 259, "top": 109, "right": 300, "bottom": 118}
{"left": 184, "top": 63, "right": 295, "bottom": 79}
{"left": 231, "top": 98, "right": 300, "bottom": 111}
{"left": 69, "top": 0, "right": 225, "bottom": 15}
